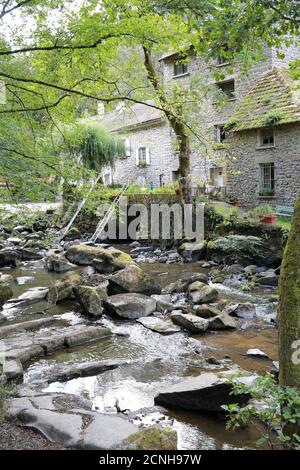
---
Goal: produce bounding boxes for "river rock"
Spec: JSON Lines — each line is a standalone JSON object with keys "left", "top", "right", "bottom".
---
{"left": 194, "top": 304, "right": 221, "bottom": 319}
{"left": 179, "top": 272, "right": 208, "bottom": 285}
{"left": 171, "top": 312, "right": 210, "bottom": 333}
{"left": 0, "top": 274, "right": 14, "bottom": 284}
{"left": 0, "top": 283, "right": 13, "bottom": 307}
{"left": 7, "top": 286, "right": 49, "bottom": 306}
{"left": 246, "top": 348, "right": 270, "bottom": 359}
{"left": 122, "top": 427, "right": 177, "bottom": 450}
{"left": 137, "top": 316, "right": 181, "bottom": 335}
{"left": 73, "top": 285, "right": 108, "bottom": 317}
{"left": 3, "top": 359, "right": 23, "bottom": 380}
{"left": 17, "top": 248, "right": 43, "bottom": 261}
{"left": 178, "top": 240, "right": 207, "bottom": 261}
{"left": 0, "top": 249, "right": 20, "bottom": 267}
{"left": 154, "top": 370, "right": 254, "bottom": 412}
{"left": 256, "top": 269, "right": 279, "bottom": 286}
{"left": 47, "top": 271, "right": 81, "bottom": 303}
{"left": 151, "top": 294, "right": 173, "bottom": 312}
{"left": 62, "top": 227, "right": 82, "bottom": 241}
{"left": 208, "top": 314, "right": 238, "bottom": 330}
{"left": 7, "top": 237, "right": 22, "bottom": 246}
{"left": 66, "top": 244, "right": 134, "bottom": 272}
{"left": 162, "top": 280, "right": 187, "bottom": 294}
{"left": 108, "top": 265, "right": 161, "bottom": 296}
{"left": 45, "top": 253, "right": 77, "bottom": 273}
{"left": 103, "top": 293, "right": 156, "bottom": 319}
{"left": 187, "top": 281, "right": 218, "bottom": 304}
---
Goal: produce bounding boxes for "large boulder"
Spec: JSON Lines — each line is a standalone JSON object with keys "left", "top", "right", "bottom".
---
{"left": 187, "top": 281, "right": 218, "bottom": 304}
{"left": 171, "top": 312, "right": 210, "bottom": 333}
{"left": 154, "top": 370, "right": 254, "bottom": 412}
{"left": 66, "top": 244, "right": 135, "bottom": 273}
{"left": 0, "top": 283, "right": 13, "bottom": 307}
{"left": 47, "top": 271, "right": 81, "bottom": 303}
{"left": 45, "top": 254, "right": 77, "bottom": 273}
{"left": 206, "top": 235, "right": 278, "bottom": 267}
{"left": 73, "top": 284, "right": 108, "bottom": 317}
{"left": 103, "top": 293, "right": 156, "bottom": 319}
{"left": 178, "top": 240, "right": 207, "bottom": 261}
{"left": 108, "top": 265, "right": 161, "bottom": 296}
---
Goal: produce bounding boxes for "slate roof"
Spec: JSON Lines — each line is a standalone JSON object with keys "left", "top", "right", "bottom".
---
{"left": 227, "top": 68, "right": 300, "bottom": 131}
{"left": 99, "top": 100, "right": 164, "bottom": 132}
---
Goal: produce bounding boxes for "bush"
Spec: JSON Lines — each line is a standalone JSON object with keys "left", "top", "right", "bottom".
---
{"left": 223, "top": 375, "right": 300, "bottom": 450}
{"left": 251, "top": 204, "right": 274, "bottom": 218}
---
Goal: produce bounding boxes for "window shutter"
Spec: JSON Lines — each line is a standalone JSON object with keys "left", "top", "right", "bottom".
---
{"left": 136, "top": 149, "right": 140, "bottom": 166}
{"left": 146, "top": 147, "right": 151, "bottom": 165}
{"left": 125, "top": 138, "right": 131, "bottom": 157}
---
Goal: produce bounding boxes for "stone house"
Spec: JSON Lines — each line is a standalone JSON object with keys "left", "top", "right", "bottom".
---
{"left": 99, "top": 42, "right": 300, "bottom": 206}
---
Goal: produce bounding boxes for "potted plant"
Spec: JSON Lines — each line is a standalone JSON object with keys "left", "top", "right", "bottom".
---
{"left": 252, "top": 204, "right": 277, "bottom": 224}
{"left": 259, "top": 187, "right": 275, "bottom": 197}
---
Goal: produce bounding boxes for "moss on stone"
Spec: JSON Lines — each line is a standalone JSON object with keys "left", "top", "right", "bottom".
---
{"left": 227, "top": 68, "right": 300, "bottom": 131}
{"left": 123, "top": 427, "right": 177, "bottom": 450}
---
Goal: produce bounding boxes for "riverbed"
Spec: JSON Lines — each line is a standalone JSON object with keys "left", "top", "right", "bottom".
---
{"left": 0, "top": 249, "right": 278, "bottom": 450}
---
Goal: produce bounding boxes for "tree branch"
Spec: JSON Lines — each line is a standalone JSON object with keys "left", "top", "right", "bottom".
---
{"left": 0, "top": 0, "right": 33, "bottom": 20}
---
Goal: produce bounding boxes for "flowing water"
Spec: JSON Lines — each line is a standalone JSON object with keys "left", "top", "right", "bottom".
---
{"left": 1, "top": 250, "right": 278, "bottom": 450}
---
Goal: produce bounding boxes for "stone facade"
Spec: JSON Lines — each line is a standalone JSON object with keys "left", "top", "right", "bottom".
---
{"left": 227, "top": 123, "right": 300, "bottom": 207}
{"left": 100, "top": 41, "right": 300, "bottom": 206}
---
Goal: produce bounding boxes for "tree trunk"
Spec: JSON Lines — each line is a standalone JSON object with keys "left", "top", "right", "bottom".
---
{"left": 278, "top": 190, "right": 300, "bottom": 435}
{"left": 142, "top": 46, "right": 192, "bottom": 204}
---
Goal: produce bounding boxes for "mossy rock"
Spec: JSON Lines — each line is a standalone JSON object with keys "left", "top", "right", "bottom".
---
{"left": 0, "top": 284, "right": 13, "bottom": 307}
{"left": 122, "top": 427, "right": 177, "bottom": 450}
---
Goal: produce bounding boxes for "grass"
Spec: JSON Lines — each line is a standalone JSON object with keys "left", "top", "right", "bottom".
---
{"left": 276, "top": 217, "right": 292, "bottom": 230}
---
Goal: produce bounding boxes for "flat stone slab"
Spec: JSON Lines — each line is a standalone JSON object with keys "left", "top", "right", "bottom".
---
{"left": 8, "top": 391, "right": 139, "bottom": 449}
{"left": 154, "top": 370, "right": 255, "bottom": 413}
{"left": 7, "top": 287, "right": 49, "bottom": 306}
{"left": 137, "top": 317, "right": 181, "bottom": 335}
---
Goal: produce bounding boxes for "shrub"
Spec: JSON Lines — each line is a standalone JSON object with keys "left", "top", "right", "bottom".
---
{"left": 251, "top": 204, "right": 274, "bottom": 217}
{"left": 223, "top": 375, "right": 300, "bottom": 450}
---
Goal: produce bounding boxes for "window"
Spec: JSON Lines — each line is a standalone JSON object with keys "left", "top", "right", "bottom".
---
{"left": 259, "top": 163, "right": 275, "bottom": 195}
{"left": 124, "top": 138, "right": 131, "bottom": 157}
{"left": 172, "top": 170, "right": 179, "bottom": 182}
{"left": 138, "top": 147, "right": 146, "bottom": 163}
{"left": 215, "top": 125, "right": 226, "bottom": 143}
{"left": 103, "top": 171, "right": 112, "bottom": 186}
{"left": 217, "top": 80, "right": 235, "bottom": 99}
{"left": 136, "top": 147, "right": 150, "bottom": 166}
{"left": 173, "top": 61, "right": 188, "bottom": 77}
{"left": 258, "top": 128, "right": 275, "bottom": 147}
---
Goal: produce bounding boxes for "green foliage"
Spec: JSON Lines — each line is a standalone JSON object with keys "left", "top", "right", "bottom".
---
{"left": 223, "top": 375, "right": 300, "bottom": 450}
{"left": 263, "top": 112, "right": 282, "bottom": 126}
{"left": 195, "top": 196, "right": 224, "bottom": 232}
{"left": 67, "top": 122, "right": 125, "bottom": 172}
{"left": 222, "top": 207, "right": 240, "bottom": 228}
{"left": 251, "top": 204, "right": 274, "bottom": 217}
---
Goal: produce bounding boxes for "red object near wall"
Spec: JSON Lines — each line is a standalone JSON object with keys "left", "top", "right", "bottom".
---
{"left": 260, "top": 215, "right": 277, "bottom": 224}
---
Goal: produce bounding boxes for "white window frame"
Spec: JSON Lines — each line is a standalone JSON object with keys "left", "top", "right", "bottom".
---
{"left": 136, "top": 147, "right": 150, "bottom": 166}
{"left": 124, "top": 138, "right": 131, "bottom": 157}
{"left": 258, "top": 162, "right": 275, "bottom": 195}
{"left": 257, "top": 128, "right": 275, "bottom": 149}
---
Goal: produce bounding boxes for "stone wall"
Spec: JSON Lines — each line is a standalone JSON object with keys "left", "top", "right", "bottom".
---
{"left": 226, "top": 123, "right": 300, "bottom": 207}
{"left": 111, "top": 121, "right": 209, "bottom": 187}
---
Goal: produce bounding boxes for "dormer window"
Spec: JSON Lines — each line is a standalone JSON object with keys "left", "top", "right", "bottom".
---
{"left": 258, "top": 128, "right": 275, "bottom": 148}
{"left": 217, "top": 80, "right": 235, "bottom": 99}
{"left": 173, "top": 60, "right": 188, "bottom": 77}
